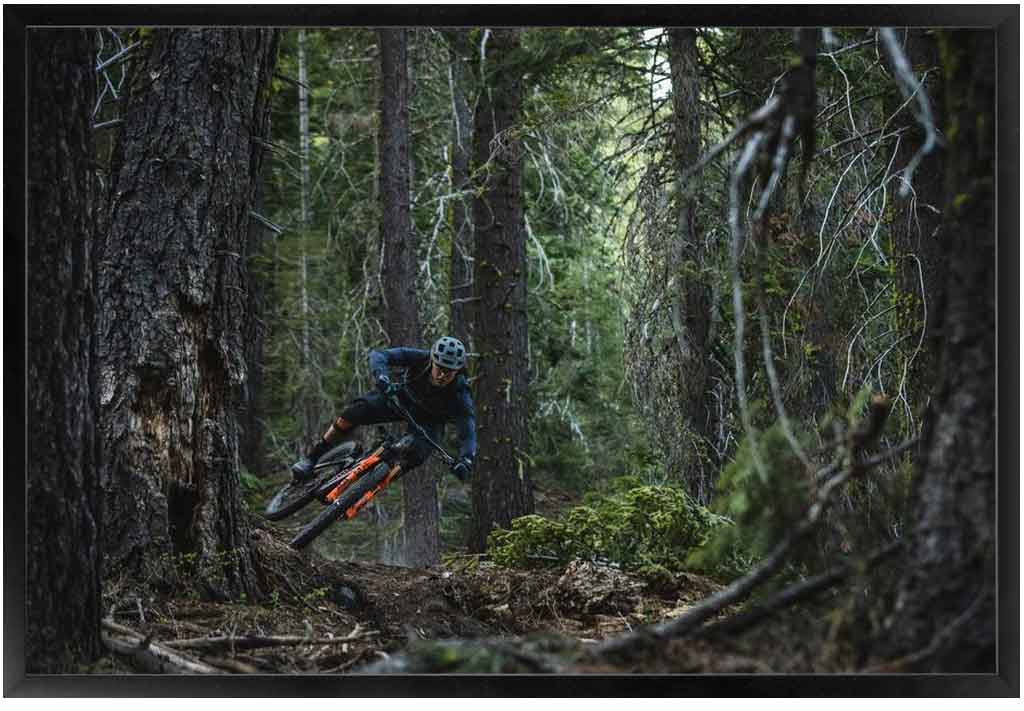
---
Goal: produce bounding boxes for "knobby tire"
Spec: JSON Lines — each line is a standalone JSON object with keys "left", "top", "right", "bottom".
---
{"left": 264, "top": 442, "right": 360, "bottom": 521}
{"left": 288, "top": 461, "right": 391, "bottom": 550}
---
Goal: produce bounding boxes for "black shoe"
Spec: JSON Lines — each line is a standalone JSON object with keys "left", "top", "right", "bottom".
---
{"left": 291, "top": 456, "right": 316, "bottom": 484}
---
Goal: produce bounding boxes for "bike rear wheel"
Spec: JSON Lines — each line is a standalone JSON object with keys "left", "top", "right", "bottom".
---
{"left": 288, "top": 461, "right": 391, "bottom": 549}
{"left": 264, "top": 442, "right": 360, "bottom": 521}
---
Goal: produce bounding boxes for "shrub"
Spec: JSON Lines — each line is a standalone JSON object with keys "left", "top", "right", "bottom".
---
{"left": 486, "top": 476, "right": 737, "bottom": 579}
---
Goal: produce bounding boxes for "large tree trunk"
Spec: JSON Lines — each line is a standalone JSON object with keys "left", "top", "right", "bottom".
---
{"left": 445, "top": 29, "right": 475, "bottom": 346}
{"left": 26, "top": 28, "right": 103, "bottom": 673}
{"left": 97, "top": 29, "right": 279, "bottom": 599}
{"left": 468, "top": 28, "right": 534, "bottom": 552}
{"left": 667, "top": 28, "right": 715, "bottom": 503}
{"left": 378, "top": 28, "right": 440, "bottom": 567}
{"left": 881, "top": 29, "right": 995, "bottom": 672}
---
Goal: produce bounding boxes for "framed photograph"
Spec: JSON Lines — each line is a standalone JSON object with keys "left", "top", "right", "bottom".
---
{"left": 6, "top": 4, "right": 1017, "bottom": 698}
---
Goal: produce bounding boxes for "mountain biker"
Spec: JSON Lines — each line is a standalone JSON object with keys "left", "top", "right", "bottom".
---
{"left": 290, "top": 336, "right": 476, "bottom": 486}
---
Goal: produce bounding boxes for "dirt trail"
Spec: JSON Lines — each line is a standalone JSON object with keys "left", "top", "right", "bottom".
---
{"left": 96, "top": 471, "right": 850, "bottom": 675}
{"left": 98, "top": 510, "right": 769, "bottom": 674}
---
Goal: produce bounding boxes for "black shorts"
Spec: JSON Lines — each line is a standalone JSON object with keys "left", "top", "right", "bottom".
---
{"left": 340, "top": 392, "right": 443, "bottom": 469}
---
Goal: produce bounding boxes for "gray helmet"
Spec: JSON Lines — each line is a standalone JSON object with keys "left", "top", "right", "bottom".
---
{"left": 431, "top": 336, "right": 467, "bottom": 370}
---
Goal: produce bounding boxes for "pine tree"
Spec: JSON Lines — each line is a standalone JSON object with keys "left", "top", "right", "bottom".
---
{"left": 469, "top": 29, "right": 535, "bottom": 551}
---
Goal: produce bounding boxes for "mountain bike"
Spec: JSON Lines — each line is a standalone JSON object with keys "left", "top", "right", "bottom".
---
{"left": 264, "top": 387, "right": 458, "bottom": 550}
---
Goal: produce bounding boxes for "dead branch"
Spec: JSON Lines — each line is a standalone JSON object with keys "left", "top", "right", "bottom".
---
{"left": 816, "top": 436, "right": 918, "bottom": 486}
{"left": 162, "top": 626, "right": 377, "bottom": 653}
{"left": 204, "top": 656, "right": 263, "bottom": 674}
{"left": 694, "top": 540, "right": 902, "bottom": 640}
{"left": 878, "top": 28, "right": 941, "bottom": 196}
{"left": 95, "top": 41, "right": 140, "bottom": 73}
{"left": 101, "top": 619, "right": 221, "bottom": 674}
{"left": 682, "top": 96, "right": 781, "bottom": 182}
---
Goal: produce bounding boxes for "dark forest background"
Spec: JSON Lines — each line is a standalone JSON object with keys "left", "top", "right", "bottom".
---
{"left": 21, "top": 21, "right": 1010, "bottom": 680}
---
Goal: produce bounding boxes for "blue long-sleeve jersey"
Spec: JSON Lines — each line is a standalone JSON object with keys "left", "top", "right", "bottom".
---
{"left": 369, "top": 347, "right": 477, "bottom": 462}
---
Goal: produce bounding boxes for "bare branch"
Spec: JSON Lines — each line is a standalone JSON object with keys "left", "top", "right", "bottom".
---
{"left": 878, "top": 28, "right": 941, "bottom": 197}
{"left": 163, "top": 626, "right": 377, "bottom": 653}
{"left": 728, "top": 131, "right": 767, "bottom": 480}
{"left": 683, "top": 96, "right": 781, "bottom": 183}
{"left": 695, "top": 540, "right": 902, "bottom": 640}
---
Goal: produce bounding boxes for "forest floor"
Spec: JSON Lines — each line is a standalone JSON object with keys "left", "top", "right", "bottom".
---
{"left": 93, "top": 480, "right": 859, "bottom": 675}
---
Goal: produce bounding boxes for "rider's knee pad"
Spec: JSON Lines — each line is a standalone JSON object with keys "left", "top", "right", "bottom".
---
{"left": 322, "top": 416, "right": 355, "bottom": 443}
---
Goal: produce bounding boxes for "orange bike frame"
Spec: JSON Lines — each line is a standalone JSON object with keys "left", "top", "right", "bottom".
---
{"left": 324, "top": 446, "right": 386, "bottom": 503}
{"left": 343, "top": 464, "right": 404, "bottom": 520}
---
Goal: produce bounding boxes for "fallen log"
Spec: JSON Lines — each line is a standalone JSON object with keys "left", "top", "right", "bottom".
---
{"left": 101, "top": 619, "right": 220, "bottom": 674}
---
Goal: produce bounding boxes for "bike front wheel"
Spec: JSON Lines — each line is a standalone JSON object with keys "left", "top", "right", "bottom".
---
{"left": 288, "top": 461, "right": 391, "bottom": 550}
{"left": 264, "top": 442, "right": 360, "bottom": 521}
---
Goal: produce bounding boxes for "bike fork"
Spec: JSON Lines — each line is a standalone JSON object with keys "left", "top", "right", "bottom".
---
{"left": 343, "top": 464, "right": 404, "bottom": 520}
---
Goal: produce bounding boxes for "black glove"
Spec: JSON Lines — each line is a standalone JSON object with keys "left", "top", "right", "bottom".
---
{"left": 375, "top": 372, "right": 398, "bottom": 396}
{"left": 451, "top": 457, "right": 473, "bottom": 482}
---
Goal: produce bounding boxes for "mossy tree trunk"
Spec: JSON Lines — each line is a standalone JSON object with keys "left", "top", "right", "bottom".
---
{"left": 97, "top": 29, "right": 279, "bottom": 599}
{"left": 469, "top": 28, "right": 534, "bottom": 552}
{"left": 881, "top": 29, "right": 995, "bottom": 672}
{"left": 26, "top": 28, "right": 103, "bottom": 673}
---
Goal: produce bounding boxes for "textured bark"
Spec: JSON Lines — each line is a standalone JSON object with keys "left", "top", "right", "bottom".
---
{"left": 739, "top": 29, "right": 787, "bottom": 203}
{"left": 885, "top": 29, "right": 946, "bottom": 411}
{"left": 297, "top": 29, "right": 315, "bottom": 444}
{"left": 883, "top": 29, "right": 995, "bottom": 672}
{"left": 667, "top": 28, "right": 715, "bottom": 503}
{"left": 26, "top": 28, "right": 103, "bottom": 673}
{"left": 378, "top": 28, "right": 439, "bottom": 567}
{"left": 240, "top": 179, "right": 267, "bottom": 477}
{"left": 97, "top": 29, "right": 280, "bottom": 598}
{"left": 469, "top": 29, "right": 534, "bottom": 552}
{"left": 445, "top": 29, "right": 475, "bottom": 346}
